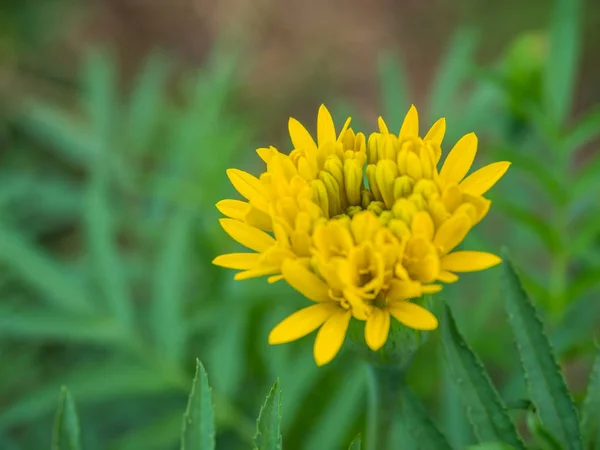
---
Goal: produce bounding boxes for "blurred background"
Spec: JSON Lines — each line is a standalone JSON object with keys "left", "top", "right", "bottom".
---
{"left": 1, "top": 0, "right": 599, "bottom": 448}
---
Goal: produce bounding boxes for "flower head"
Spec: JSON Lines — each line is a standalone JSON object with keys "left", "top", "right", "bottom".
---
{"left": 214, "top": 105, "right": 510, "bottom": 365}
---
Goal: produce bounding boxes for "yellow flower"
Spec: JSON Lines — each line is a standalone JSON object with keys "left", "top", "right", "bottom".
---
{"left": 214, "top": 105, "right": 510, "bottom": 365}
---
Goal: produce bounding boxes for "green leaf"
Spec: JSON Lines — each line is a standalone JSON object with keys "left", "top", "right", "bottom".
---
{"left": 466, "top": 444, "right": 518, "bottom": 450}
{"left": 526, "top": 410, "right": 563, "bottom": 450}
{"left": 442, "top": 305, "right": 525, "bottom": 448}
{"left": 494, "top": 200, "right": 561, "bottom": 253}
{"left": 84, "top": 162, "right": 133, "bottom": 328}
{"left": 181, "top": 359, "right": 215, "bottom": 450}
{"left": 564, "top": 104, "right": 600, "bottom": 151}
{"left": 565, "top": 265, "right": 600, "bottom": 301}
{"left": 429, "top": 28, "right": 478, "bottom": 120}
{"left": 127, "top": 52, "right": 170, "bottom": 152}
{"left": 109, "top": 410, "right": 181, "bottom": 450}
{"left": 581, "top": 351, "right": 600, "bottom": 449}
{"left": 0, "top": 305, "right": 124, "bottom": 344}
{"left": 151, "top": 209, "right": 192, "bottom": 363}
{"left": 501, "top": 253, "right": 582, "bottom": 450}
{"left": 348, "top": 434, "right": 362, "bottom": 450}
{"left": 378, "top": 53, "right": 409, "bottom": 131}
{"left": 254, "top": 379, "right": 282, "bottom": 450}
{"left": 399, "top": 383, "right": 453, "bottom": 450}
{"left": 15, "top": 101, "right": 97, "bottom": 166}
{"left": 543, "top": 0, "right": 582, "bottom": 125}
{"left": 304, "top": 364, "right": 364, "bottom": 450}
{"left": 0, "top": 225, "right": 94, "bottom": 314}
{"left": 52, "top": 387, "right": 81, "bottom": 450}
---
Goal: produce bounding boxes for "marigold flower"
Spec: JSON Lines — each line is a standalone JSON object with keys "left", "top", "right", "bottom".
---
{"left": 213, "top": 105, "right": 510, "bottom": 365}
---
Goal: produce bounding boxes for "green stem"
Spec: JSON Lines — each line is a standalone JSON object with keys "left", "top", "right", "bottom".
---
{"left": 365, "top": 363, "right": 403, "bottom": 450}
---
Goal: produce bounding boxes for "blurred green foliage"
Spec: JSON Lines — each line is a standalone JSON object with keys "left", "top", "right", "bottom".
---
{"left": 0, "top": 0, "right": 599, "bottom": 448}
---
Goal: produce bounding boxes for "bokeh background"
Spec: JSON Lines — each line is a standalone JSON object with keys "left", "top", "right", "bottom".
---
{"left": 1, "top": 0, "right": 599, "bottom": 448}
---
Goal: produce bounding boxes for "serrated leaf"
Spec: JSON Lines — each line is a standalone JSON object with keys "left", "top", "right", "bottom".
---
{"left": 442, "top": 305, "right": 525, "bottom": 448}
{"left": 399, "top": 383, "right": 453, "bottom": 450}
{"left": 526, "top": 410, "right": 563, "bottom": 450}
{"left": 501, "top": 253, "right": 582, "bottom": 450}
{"left": 181, "top": 359, "right": 215, "bottom": 450}
{"left": 254, "top": 379, "right": 282, "bottom": 450}
{"left": 0, "top": 225, "right": 94, "bottom": 314}
{"left": 151, "top": 209, "right": 192, "bottom": 363}
{"left": 378, "top": 53, "right": 409, "bottom": 131}
{"left": 52, "top": 387, "right": 81, "bottom": 450}
{"left": 581, "top": 352, "right": 600, "bottom": 449}
{"left": 543, "top": 0, "right": 582, "bottom": 125}
{"left": 429, "top": 28, "right": 478, "bottom": 120}
{"left": 348, "top": 434, "right": 361, "bottom": 450}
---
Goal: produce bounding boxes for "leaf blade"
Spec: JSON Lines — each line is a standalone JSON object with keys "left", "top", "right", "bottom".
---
{"left": 348, "top": 434, "right": 362, "bottom": 450}
{"left": 501, "top": 253, "right": 582, "bottom": 449}
{"left": 581, "top": 351, "right": 600, "bottom": 449}
{"left": 181, "top": 359, "right": 215, "bottom": 450}
{"left": 254, "top": 379, "right": 282, "bottom": 450}
{"left": 442, "top": 305, "right": 525, "bottom": 448}
{"left": 52, "top": 387, "right": 81, "bottom": 450}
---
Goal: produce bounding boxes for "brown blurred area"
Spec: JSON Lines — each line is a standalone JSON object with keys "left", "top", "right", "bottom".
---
{"left": 4, "top": 0, "right": 600, "bottom": 136}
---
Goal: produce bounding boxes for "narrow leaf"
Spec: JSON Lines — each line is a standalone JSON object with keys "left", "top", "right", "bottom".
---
{"left": 348, "top": 434, "right": 362, "bottom": 450}
{"left": 526, "top": 410, "right": 563, "bottom": 450}
{"left": 581, "top": 351, "right": 600, "bottom": 449}
{"left": 501, "top": 253, "right": 582, "bottom": 449}
{"left": 0, "top": 226, "right": 94, "bottom": 314}
{"left": 151, "top": 209, "right": 192, "bottom": 363}
{"left": 52, "top": 387, "right": 81, "bottom": 450}
{"left": 254, "top": 380, "right": 282, "bottom": 450}
{"left": 429, "top": 28, "right": 478, "bottom": 120}
{"left": 442, "top": 305, "right": 525, "bottom": 448}
{"left": 564, "top": 104, "right": 600, "bottom": 151}
{"left": 399, "top": 383, "right": 453, "bottom": 450}
{"left": 181, "top": 359, "right": 215, "bottom": 450}
{"left": 467, "top": 444, "right": 518, "bottom": 450}
{"left": 543, "top": 0, "right": 582, "bottom": 124}
{"left": 378, "top": 53, "right": 409, "bottom": 131}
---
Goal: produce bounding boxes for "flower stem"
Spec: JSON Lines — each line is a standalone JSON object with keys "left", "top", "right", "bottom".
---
{"left": 365, "top": 363, "right": 403, "bottom": 450}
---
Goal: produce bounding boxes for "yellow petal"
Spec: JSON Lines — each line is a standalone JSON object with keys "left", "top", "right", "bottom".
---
{"left": 422, "top": 284, "right": 443, "bottom": 294}
{"left": 437, "top": 271, "right": 459, "bottom": 283}
{"left": 314, "top": 309, "right": 352, "bottom": 366}
{"left": 317, "top": 104, "right": 336, "bottom": 146}
{"left": 386, "top": 279, "right": 422, "bottom": 302}
{"left": 389, "top": 301, "right": 438, "bottom": 330}
{"left": 289, "top": 117, "right": 317, "bottom": 150}
{"left": 459, "top": 162, "right": 511, "bottom": 196}
{"left": 268, "top": 274, "right": 284, "bottom": 283}
{"left": 216, "top": 199, "right": 248, "bottom": 221}
{"left": 439, "top": 133, "right": 478, "bottom": 185}
{"left": 364, "top": 308, "right": 390, "bottom": 351}
{"left": 256, "top": 147, "right": 275, "bottom": 163}
{"left": 282, "top": 259, "right": 331, "bottom": 302}
{"left": 212, "top": 252, "right": 260, "bottom": 269}
{"left": 441, "top": 251, "right": 502, "bottom": 272}
{"left": 424, "top": 118, "right": 446, "bottom": 146}
{"left": 433, "top": 214, "right": 471, "bottom": 255}
{"left": 226, "top": 169, "right": 269, "bottom": 211}
{"left": 378, "top": 117, "right": 389, "bottom": 134}
{"left": 268, "top": 302, "right": 339, "bottom": 345}
{"left": 399, "top": 105, "right": 419, "bottom": 140}
{"left": 411, "top": 211, "right": 435, "bottom": 241}
{"left": 219, "top": 218, "right": 275, "bottom": 252}
{"left": 337, "top": 117, "right": 352, "bottom": 141}
{"left": 234, "top": 266, "right": 279, "bottom": 280}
